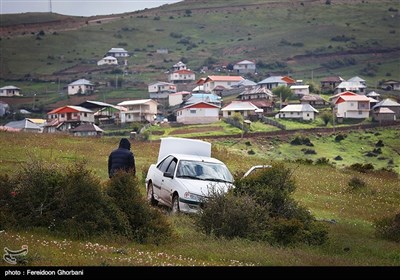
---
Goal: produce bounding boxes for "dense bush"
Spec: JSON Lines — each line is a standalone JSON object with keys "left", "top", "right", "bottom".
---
{"left": 374, "top": 212, "right": 400, "bottom": 243}
{"left": 349, "top": 163, "right": 374, "bottom": 173}
{"left": 0, "top": 159, "right": 173, "bottom": 243}
{"left": 290, "top": 136, "right": 313, "bottom": 146}
{"left": 347, "top": 176, "right": 367, "bottom": 191}
{"left": 196, "top": 163, "right": 328, "bottom": 246}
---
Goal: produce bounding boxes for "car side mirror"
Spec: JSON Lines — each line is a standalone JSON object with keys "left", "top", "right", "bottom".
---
{"left": 164, "top": 172, "right": 173, "bottom": 179}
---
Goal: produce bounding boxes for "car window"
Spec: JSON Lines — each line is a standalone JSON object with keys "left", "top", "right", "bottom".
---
{"left": 166, "top": 158, "right": 177, "bottom": 175}
{"left": 157, "top": 155, "right": 174, "bottom": 173}
{"left": 176, "top": 160, "right": 233, "bottom": 183}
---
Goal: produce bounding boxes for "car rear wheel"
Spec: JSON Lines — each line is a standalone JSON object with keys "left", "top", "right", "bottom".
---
{"left": 147, "top": 182, "right": 158, "bottom": 206}
{"left": 171, "top": 194, "right": 180, "bottom": 214}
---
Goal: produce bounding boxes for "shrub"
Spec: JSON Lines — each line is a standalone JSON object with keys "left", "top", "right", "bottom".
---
{"left": 197, "top": 164, "right": 328, "bottom": 246}
{"left": 0, "top": 159, "right": 173, "bottom": 243}
{"left": 302, "top": 148, "right": 316, "bottom": 155}
{"left": 347, "top": 176, "right": 367, "bottom": 191}
{"left": 195, "top": 190, "right": 267, "bottom": 240}
{"left": 374, "top": 213, "right": 400, "bottom": 243}
{"left": 335, "top": 134, "right": 347, "bottom": 142}
{"left": 349, "top": 163, "right": 374, "bottom": 173}
{"left": 334, "top": 155, "right": 343, "bottom": 161}
{"left": 315, "top": 157, "right": 330, "bottom": 165}
{"left": 105, "top": 171, "right": 173, "bottom": 244}
{"left": 290, "top": 136, "right": 313, "bottom": 146}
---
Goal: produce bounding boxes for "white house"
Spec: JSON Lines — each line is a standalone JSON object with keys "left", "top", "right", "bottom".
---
{"left": 0, "top": 85, "right": 21, "bottom": 97}
{"left": 290, "top": 85, "right": 310, "bottom": 96}
{"left": 168, "top": 69, "right": 196, "bottom": 84}
{"left": 202, "top": 75, "right": 244, "bottom": 93}
{"left": 97, "top": 56, "right": 118, "bottom": 66}
{"left": 221, "top": 101, "right": 262, "bottom": 118}
{"left": 334, "top": 95, "right": 370, "bottom": 119}
{"left": 148, "top": 81, "right": 177, "bottom": 99}
{"left": 257, "top": 76, "right": 296, "bottom": 90}
{"left": 233, "top": 60, "right": 256, "bottom": 74}
{"left": 106, "top": 48, "right": 129, "bottom": 58}
{"left": 176, "top": 102, "right": 220, "bottom": 124}
{"left": 68, "top": 79, "right": 94, "bottom": 95}
{"left": 172, "top": 61, "right": 187, "bottom": 71}
{"left": 169, "top": 91, "right": 191, "bottom": 107}
{"left": 334, "top": 81, "right": 366, "bottom": 94}
{"left": 117, "top": 99, "right": 158, "bottom": 123}
{"left": 276, "top": 104, "right": 318, "bottom": 121}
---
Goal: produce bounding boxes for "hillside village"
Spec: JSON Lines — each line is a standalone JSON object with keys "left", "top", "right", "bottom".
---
{"left": 1, "top": 52, "right": 399, "bottom": 135}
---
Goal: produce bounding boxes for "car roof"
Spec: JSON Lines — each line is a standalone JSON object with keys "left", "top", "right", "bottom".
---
{"left": 160, "top": 153, "right": 224, "bottom": 165}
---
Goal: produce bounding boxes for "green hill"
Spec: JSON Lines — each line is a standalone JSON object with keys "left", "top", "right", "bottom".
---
{"left": 1, "top": 0, "right": 399, "bottom": 89}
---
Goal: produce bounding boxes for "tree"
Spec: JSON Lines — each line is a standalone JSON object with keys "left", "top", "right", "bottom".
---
{"left": 272, "top": 86, "right": 292, "bottom": 108}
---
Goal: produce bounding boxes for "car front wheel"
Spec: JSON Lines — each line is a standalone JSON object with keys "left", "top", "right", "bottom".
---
{"left": 147, "top": 182, "right": 158, "bottom": 206}
{"left": 171, "top": 194, "right": 180, "bottom": 214}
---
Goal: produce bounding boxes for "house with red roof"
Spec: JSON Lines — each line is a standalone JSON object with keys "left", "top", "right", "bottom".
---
{"left": 45, "top": 105, "right": 95, "bottom": 133}
{"left": 202, "top": 75, "right": 244, "bottom": 93}
{"left": 168, "top": 69, "right": 196, "bottom": 84}
{"left": 334, "top": 94, "right": 370, "bottom": 119}
{"left": 176, "top": 101, "right": 220, "bottom": 124}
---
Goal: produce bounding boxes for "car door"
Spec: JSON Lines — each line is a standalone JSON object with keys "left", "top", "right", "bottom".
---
{"left": 160, "top": 157, "right": 178, "bottom": 206}
{"left": 153, "top": 156, "right": 174, "bottom": 201}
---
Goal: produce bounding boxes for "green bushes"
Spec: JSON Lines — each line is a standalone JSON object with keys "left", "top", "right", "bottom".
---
{"left": 195, "top": 163, "right": 328, "bottom": 246}
{"left": 0, "top": 159, "right": 173, "bottom": 244}
{"left": 374, "top": 212, "right": 400, "bottom": 243}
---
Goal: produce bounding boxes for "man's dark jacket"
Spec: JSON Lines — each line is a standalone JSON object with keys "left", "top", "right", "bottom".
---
{"left": 108, "top": 138, "right": 135, "bottom": 178}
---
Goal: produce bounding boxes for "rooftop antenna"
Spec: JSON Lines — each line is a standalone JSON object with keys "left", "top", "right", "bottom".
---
{"left": 49, "top": 0, "right": 52, "bottom": 13}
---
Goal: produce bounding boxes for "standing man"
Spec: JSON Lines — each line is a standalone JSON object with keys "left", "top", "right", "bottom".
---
{"left": 108, "top": 138, "right": 136, "bottom": 178}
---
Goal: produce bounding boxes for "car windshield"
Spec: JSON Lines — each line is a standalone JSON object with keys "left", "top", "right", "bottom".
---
{"left": 176, "top": 160, "right": 234, "bottom": 183}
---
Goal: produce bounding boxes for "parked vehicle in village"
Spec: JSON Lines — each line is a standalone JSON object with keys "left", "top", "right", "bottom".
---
{"left": 145, "top": 137, "right": 270, "bottom": 214}
{"left": 145, "top": 137, "right": 234, "bottom": 214}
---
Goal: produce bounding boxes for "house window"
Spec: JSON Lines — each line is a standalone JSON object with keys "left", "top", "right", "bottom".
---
{"left": 350, "top": 103, "right": 354, "bottom": 107}
{"left": 358, "top": 111, "right": 363, "bottom": 115}
{"left": 61, "top": 114, "right": 64, "bottom": 118}
{"left": 190, "top": 110, "right": 196, "bottom": 114}
{"left": 307, "top": 113, "right": 310, "bottom": 117}
{"left": 228, "top": 112, "right": 231, "bottom": 116}
{"left": 84, "top": 113, "right": 87, "bottom": 117}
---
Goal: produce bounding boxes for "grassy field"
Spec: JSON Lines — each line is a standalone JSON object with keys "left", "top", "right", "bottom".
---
{"left": 0, "top": 128, "right": 399, "bottom": 267}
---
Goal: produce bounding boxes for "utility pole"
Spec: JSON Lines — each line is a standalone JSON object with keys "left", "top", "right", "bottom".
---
{"left": 49, "top": 0, "right": 52, "bottom": 13}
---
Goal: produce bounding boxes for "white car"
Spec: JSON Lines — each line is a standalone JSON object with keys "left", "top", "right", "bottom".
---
{"left": 145, "top": 137, "right": 234, "bottom": 214}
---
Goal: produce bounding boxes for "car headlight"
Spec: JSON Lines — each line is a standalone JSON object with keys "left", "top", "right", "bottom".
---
{"left": 184, "top": 192, "right": 204, "bottom": 202}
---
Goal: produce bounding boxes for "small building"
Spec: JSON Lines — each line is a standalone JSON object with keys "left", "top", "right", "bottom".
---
{"left": 148, "top": 81, "right": 177, "bottom": 99}
{"left": 169, "top": 91, "right": 192, "bottom": 107}
{"left": 334, "top": 95, "right": 370, "bottom": 119}
{"left": 372, "top": 98, "right": 400, "bottom": 118}
{"left": 276, "top": 104, "right": 318, "bottom": 121}
{"left": 221, "top": 101, "right": 263, "bottom": 119}
{"left": 176, "top": 102, "right": 220, "bottom": 124}
{"left": 45, "top": 105, "right": 95, "bottom": 133}
{"left": 106, "top": 47, "right": 129, "bottom": 58}
{"left": 257, "top": 76, "right": 296, "bottom": 90}
{"left": 237, "top": 87, "right": 274, "bottom": 101}
{"left": 233, "top": 60, "right": 256, "bottom": 74}
{"left": 172, "top": 61, "right": 187, "bottom": 71}
{"left": 202, "top": 75, "right": 244, "bottom": 93}
{"left": 380, "top": 80, "right": 400, "bottom": 91}
{"left": 4, "top": 118, "right": 43, "bottom": 133}
{"left": 372, "top": 107, "right": 396, "bottom": 122}
{"left": 0, "top": 85, "right": 21, "bottom": 97}
{"left": 290, "top": 84, "right": 310, "bottom": 96}
{"left": 68, "top": 79, "right": 94, "bottom": 95}
{"left": 320, "top": 76, "right": 344, "bottom": 93}
{"left": 117, "top": 99, "right": 158, "bottom": 123}
{"left": 334, "top": 81, "right": 366, "bottom": 95}
{"left": 70, "top": 123, "right": 104, "bottom": 137}
{"left": 168, "top": 69, "right": 196, "bottom": 84}
{"left": 300, "top": 94, "right": 329, "bottom": 108}
{"left": 97, "top": 56, "right": 118, "bottom": 66}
